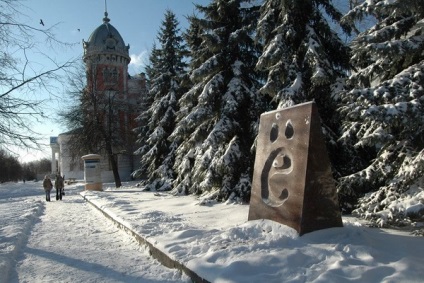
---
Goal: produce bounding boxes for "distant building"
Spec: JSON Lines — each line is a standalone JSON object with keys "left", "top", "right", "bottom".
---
{"left": 50, "top": 11, "right": 148, "bottom": 182}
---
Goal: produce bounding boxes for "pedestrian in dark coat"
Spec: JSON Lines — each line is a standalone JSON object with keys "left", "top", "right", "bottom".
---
{"left": 55, "top": 174, "right": 64, "bottom": 200}
{"left": 43, "top": 175, "right": 53, "bottom": 202}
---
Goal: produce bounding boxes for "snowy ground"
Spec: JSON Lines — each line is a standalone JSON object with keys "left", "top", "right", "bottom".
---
{"left": 0, "top": 182, "right": 188, "bottom": 283}
{"left": 1, "top": 181, "right": 423, "bottom": 283}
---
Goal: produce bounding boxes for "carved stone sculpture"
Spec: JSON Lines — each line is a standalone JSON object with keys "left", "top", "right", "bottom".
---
{"left": 248, "top": 101, "right": 343, "bottom": 235}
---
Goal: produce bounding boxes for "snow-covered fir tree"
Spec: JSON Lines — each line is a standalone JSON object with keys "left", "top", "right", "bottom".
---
{"left": 169, "top": 0, "right": 270, "bottom": 202}
{"left": 255, "top": 0, "right": 352, "bottom": 177}
{"left": 167, "top": 15, "right": 204, "bottom": 196}
{"left": 338, "top": 0, "right": 424, "bottom": 228}
{"left": 132, "top": 44, "right": 158, "bottom": 180}
{"left": 133, "top": 10, "right": 187, "bottom": 191}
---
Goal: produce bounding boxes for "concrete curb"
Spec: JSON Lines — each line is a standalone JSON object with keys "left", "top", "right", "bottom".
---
{"left": 82, "top": 195, "right": 210, "bottom": 283}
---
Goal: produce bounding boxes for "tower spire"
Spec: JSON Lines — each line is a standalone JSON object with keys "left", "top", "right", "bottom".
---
{"left": 103, "top": 0, "right": 110, "bottom": 23}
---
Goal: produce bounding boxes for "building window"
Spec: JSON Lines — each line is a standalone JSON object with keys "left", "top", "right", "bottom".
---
{"left": 103, "top": 67, "right": 118, "bottom": 84}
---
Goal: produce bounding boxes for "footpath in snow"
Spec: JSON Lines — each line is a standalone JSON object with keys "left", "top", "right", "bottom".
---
{"left": 0, "top": 182, "right": 188, "bottom": 283}
{"left": 82, "top": 182, "right": 424, "bottom": 283}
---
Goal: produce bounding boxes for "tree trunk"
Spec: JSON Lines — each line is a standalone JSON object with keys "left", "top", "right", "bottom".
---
{"left": 106, "top": 141, "right": 121, "bottom": 188}
{"left": 109, "top": 153, "right": 122, "bottom": 188}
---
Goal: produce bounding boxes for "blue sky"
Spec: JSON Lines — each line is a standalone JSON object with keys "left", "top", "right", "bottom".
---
{"left": 16, "top": 0, "right": 210, "bottom": 162}
{"left": 24, "top": 0, "right": 210, "bottom": 74}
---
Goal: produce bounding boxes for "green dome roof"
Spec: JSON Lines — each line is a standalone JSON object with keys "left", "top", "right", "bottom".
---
{"left": 84, "top": 12, "right": 129, "bottom": 58}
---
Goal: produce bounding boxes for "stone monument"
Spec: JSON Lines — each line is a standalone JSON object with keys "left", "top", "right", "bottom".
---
{"left": 248, "top": 101, "right": 343, "bottom": 235}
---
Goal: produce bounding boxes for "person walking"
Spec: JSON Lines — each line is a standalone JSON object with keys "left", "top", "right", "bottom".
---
{"left": 43, "top": 175, "right": 53, "bottom": 202}
{"left": 55, "top": 174, "right": 65, "bottom": 200}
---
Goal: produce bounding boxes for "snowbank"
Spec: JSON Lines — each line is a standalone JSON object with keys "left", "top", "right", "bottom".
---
{"left": 81, "top": 183, "right": 424, "bottom": 283}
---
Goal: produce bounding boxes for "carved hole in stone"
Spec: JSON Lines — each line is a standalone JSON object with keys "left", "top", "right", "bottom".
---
{"left": 285, "top": 120, "right": 294, "bottom": 139}
{"left": 261, "top": 148, "right": 293, "bottom": 207}
{"left": 272, "top": 154, "right": 291, "bottom": 170}
{"left": 275, "top": 113, "right": 281, "bottom": 120}
{"left": 279, "top": 188, "right": 289, "bottom": 201}
{"left": 270, "top": 123, "right": 278, "bottom": 142}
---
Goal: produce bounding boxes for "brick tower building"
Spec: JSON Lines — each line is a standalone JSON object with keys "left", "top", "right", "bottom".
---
{"left": 50, "top": 11, "right": 147, "bottom": 182}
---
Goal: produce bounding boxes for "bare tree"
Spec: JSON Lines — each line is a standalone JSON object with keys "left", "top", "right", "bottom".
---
{"left": 57, "top": 62, "right": 92, "bottom": 171}
{"left": 0, "top": 0, "right": 75, "bottom": 154}
{"left": 59, "top": 62, "right": 140, "bottom": 188}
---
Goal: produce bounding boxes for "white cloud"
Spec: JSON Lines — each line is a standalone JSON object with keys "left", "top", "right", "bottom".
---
{"left": 129, "top": 50, "right": 149, "bottom": 75}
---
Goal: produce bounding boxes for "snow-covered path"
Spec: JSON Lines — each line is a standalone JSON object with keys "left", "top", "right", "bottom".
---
{"left": 5, "top": 183, "right": 188, "bottom": 283}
